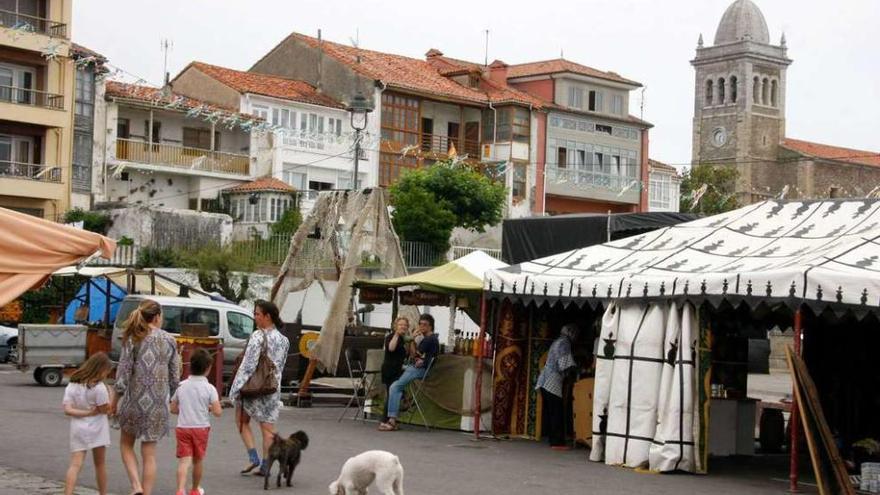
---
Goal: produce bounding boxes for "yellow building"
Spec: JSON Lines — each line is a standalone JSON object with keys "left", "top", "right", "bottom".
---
{"left": 0, "top": 0, "right": 73, "bottom": 219}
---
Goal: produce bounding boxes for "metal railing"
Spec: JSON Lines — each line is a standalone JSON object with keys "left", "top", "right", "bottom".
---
{"left": 450, "top": 245, "right": 502, "bottom": 261}
{"left": 72, "top": 164, "right": 91, "bottom": 192}
{"left": 0, "top": 85, "right": 64, "bottom": 110}
{"left": 382, "top": 129, "right": 480, "bottom": 158}
{"left": 90, "top": 244, "right": 140, "bottom": 267}
{"left": 116, "top": 138, "right": 250, "bottom": 176}
{"left": 546, "top": 166, "right": 643, "bottom": 194}
{"left": 0, "top": 161, "right": 62, "bottom": 183}
{"left": 0, "top": 9, "right": 67, "bottom": 37}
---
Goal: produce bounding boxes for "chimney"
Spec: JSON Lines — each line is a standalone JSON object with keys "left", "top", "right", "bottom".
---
{"left": 425, "top": 48, "right": 444, "bottom": 69}
{"left": 316, "top": 29, "right": 324, "bottom": 93}
{"left": 488, "top": 59, "right": 509, "bottom": 86}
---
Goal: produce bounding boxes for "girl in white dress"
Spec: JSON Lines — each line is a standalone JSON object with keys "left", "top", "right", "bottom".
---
{"left": 63, "top": 352, "right": 114, "bottom": 495}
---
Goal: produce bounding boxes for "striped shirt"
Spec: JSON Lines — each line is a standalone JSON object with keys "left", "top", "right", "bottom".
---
{"left": 535, "top": 336, "right": 577, "bottom": 398}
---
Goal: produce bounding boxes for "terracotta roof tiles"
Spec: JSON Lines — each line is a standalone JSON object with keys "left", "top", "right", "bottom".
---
{"left": 105, "top": 81, "right": 256, "bottom": 120}
{"left": 781, "top": 138, "right": 880, "bottom": 168}
{"left": 224, "top": 177, "right": 296, "bottom": 193}
{"left": 508, "top": 58, "right": 641, "bottom": 87}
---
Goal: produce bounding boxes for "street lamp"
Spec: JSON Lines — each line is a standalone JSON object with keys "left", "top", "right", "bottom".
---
{"left": 347, "top": 92, "right": 373, "bottom": 190}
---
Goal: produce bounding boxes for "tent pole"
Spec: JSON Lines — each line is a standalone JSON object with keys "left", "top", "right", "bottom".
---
{"left": 474, "top": 292, "right": 488, "bottom": 440}
{"left": 104, "top": 277, "right": 111, "bottom": 330}
{"left": 150, "top": 270, "right": 156, "bottom": 295}
{"left": 789, "top": 307, "right": 803, "bottom": 493}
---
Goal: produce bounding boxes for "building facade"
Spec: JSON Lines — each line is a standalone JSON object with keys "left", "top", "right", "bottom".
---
{"left": 70, "top": 43, "right": 105, "bottom": 210}
{"left": 648, "top": 159, "right": 681, "bottom": 212}
{"left": 692, "top": 0, "right": 880, "bottom": 203}
{"left": 0, "top": 0, "right": 73, "bottom": 219}
{"left": 169, "top": 61, "right": 367, "bottom": 214}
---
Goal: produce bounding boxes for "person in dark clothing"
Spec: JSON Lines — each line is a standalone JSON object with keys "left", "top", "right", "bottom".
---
{"left": 380, "top": 317, "right": 410, "bottom": 422}
{"left": 379, "top": 314, "right": 439, "bottom": 431}
{"left": 536, "top": 324, "right": 579, "bottom": 449}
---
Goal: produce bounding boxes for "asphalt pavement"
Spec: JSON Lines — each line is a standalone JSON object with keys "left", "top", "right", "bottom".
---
{"left": 0, "top": 365, "right": 814, "bottom": 494}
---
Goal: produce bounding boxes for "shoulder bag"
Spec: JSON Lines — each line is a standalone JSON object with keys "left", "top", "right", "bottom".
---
{"left": 239, "top": 330, "right": 279, "bottom": 398}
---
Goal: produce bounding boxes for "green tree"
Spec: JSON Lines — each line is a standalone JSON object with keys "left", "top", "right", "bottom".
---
{"left": 63, "top": 208, "right": 112, "bottom": 234}
{"left": 679, "top": 164, "right": 740, "bottom": 215}
{"left": 270, "top": 205, "right": 303, "bottom": 236}
{"left": 389, "top": 160, "right": 506, "bottom": 252}
{"left": 183, "top": 247, "right": 253, "bottom": 303}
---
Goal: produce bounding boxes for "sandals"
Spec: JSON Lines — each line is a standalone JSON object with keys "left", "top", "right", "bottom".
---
{"left": 378, "top": 420, "right": 399, "bottom": 432}
{"left": 240, "top": 462, "right": 260, "bottom": 475}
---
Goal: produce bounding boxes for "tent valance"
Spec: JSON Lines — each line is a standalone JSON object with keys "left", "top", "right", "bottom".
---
{"left": 486, "top": 200, "right": 880, "bottom": 317}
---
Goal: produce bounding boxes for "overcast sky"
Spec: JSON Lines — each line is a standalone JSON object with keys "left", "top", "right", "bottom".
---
{"left": 73, "top": 0, "right": 878, "bottom": 168}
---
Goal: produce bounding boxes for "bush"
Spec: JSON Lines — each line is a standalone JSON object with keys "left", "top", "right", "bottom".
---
{"left": 182, "top": 247, "right": 253, "bottom": 303}
{"left": 271, "top": 207, "right": 303, "bottom": 236}
{"left": 64, "top": 208, "right": 112, "bottom": 234}
{"left": 136, "top": 247, "right": 182, "bottom": 268}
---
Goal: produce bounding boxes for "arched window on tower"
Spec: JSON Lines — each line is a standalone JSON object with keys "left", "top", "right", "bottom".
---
{"left": 771, "top": 80, "right": 778, "bottom": 107}
{"left": 718, "top": 78, "right": 726, "bottom": 104}
{"left": 762, "top": 77, "right": 769, "bottom": 105}
{"left": 753, "top": 76, "right": 760, "bottom": 104}
{"left": 705, "top": 79, "right": 714, "bottom": 106}
{"left": 730, "top": 76, "right": 738, "bottom": 103}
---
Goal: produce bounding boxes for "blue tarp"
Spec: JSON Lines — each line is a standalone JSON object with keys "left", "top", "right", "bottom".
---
{"left": 63, "top": 278, "right": 127, "bottom": 325}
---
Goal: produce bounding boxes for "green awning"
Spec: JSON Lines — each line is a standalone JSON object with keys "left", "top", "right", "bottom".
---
{"left": 355, "top": 251, "right": 507, "bottom": 294}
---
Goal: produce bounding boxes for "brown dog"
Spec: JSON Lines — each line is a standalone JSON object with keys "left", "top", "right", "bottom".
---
{"left": 264, "top": 430, "right": 309, "bottom": 490}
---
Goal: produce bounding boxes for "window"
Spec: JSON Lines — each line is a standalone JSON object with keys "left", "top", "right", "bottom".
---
{"left": 568, "top": 87, "right": 584, "bottom": 109}
{"left": 588, "top": 90, "right": 603, "bottom": 112}
{"left": 259, "top": 197, "right": 268, "bottom": 222}
{"left": 327, "top": 117, "right": 343, "bottom": 138}
{"left": 308, "top": 180, "right": 333, "bottom": 192}
{"left": 761, "top": 78, "right": 769, "bottom": 105}
{"left": 595, "top": 124, "right": 612, "bottom": 135}
{"left": 182, "top": 127, "right": 218, "bottom": 150}
{"left": 75, "top": 69, "right": 95, "bottom": 116}
{"left": 753, "top": 77, "right": 760, "bottom": 104}
{"left": 611, "top": 94, "right": 624, "bottom": 115}
{"left": 144, "top": 120, "right": 161, "bottom": 143}
{"left": 73, "top": 131, "right": 91, "bottom": 166}
{"left": 252, "top": 105, "right": 269, "bottom": 120}
{"left": 161, "top": 306, "right": 220, "bottom": 336}
{"left": 0, "top": 62, "right": 35, "bottom": 105}
{"left": 829, "top": 187, "right": 841, "bottom": 199}
{"left": 705, "top": 79, "right": 714, "bottom": 106}
{"left": 730, "top": 76, "right": 738, "bottom": 103}
{"left": 0, "top": 134, "right": 33, "bottom": 163}
{"left": 117, "top": 118, "right": 130, "bottom": 139}
{"left": 611, "top": 155, "right": 621, "bottom": 175}
{"left": 512, "top": 162, "right": 526, "bottom": 202}
{"left": 594, "top": 152, "right": 604, "bottom": 171}
{"left": 557, "top": 147, "right": 567, "bottom": 169}
{"left": 282, "top": 163, "right": 306, "bottom": 189}
{"left": 718, "top": 78, "right": 726, "bottom": 104}
{"left": 512, "top": 107, "right": 530, "bottom": 143}
{"left": 337, "top": 172, "right": 363, "bottom": 191}
{"left": 576, "top": 149, "right": 585, "bottom": 168}
{"left": 227, "top": 312, "right": 255, "bottom": 340}
{"left": 770, "top": 80, "right": 778, "bottom": 107}
{"left": 270, "top": 197, "right": 277, "bottom": 222}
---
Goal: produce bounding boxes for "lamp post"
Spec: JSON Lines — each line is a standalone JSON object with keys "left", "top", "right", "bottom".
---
{"left": 347, "top": 92, "right": 373, "bottom": 190}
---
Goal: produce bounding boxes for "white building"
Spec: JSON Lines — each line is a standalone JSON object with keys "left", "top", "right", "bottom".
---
{"left": 170, "top": 62, "right": 377, "bottom": 213}
{"left": 648, "top": 159, "right": 681, "bottom": 212}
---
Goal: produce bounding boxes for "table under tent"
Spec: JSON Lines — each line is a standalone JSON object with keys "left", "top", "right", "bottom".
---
{"left": 482, "top": 199, "right": 880, "bottom": 490}
{"left": 353, "top": 251, "right": 507, "bottom": 431}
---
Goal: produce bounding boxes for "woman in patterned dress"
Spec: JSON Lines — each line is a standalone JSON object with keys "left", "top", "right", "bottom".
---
{"left": 229, "top": 300, "right": 290, "bottom": 477}
{"left": 112, "top": 299, "right": 180, "bottom": 495}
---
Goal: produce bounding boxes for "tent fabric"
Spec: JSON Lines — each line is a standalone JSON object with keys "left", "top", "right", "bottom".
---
{"left": 501, "top": 212, "right": 696, "bottom": 264}
{"left": 63, "top": 278, "right": 127, "bottom": 325}
{"left": 487, "top": 200, "right": 880, "bottom": 314}
{"left": 356, "top": 251, "right": 508, "bottom": 293}
{"left": 590, "top": 301, "right": 700, "bottom": 472}
{"left": 0, "top": 207, "right": 116, "bottom": 308}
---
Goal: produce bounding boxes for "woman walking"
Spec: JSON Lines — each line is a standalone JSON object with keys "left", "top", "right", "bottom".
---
{"left": 112, "top": 299, "right": 180, "bottom": 495}
{"left": 229, "top": 300, "right": 290, "bottom": 476}
{"left": 380, "top": 317, "right": 410, "bottom": 423}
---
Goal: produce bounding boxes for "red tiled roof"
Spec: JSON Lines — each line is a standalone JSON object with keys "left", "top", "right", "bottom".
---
{"left": 186, "top": 62, "right": 344, "bottom": 109}
{"left": 508, "top": 58, "right": 641, "bottom": 87}
{"left": 224, "top": 177, "right": 296, "bottom": 193}
{"left": 276, "top": 33, "right": 540, "bottom": 107}
{"left": 105, "top": 81, "right": 256, "bottom": 120}
{"left": 71, "top": 43, "right": 107, "bottom": 62}
{"left": 649, "top": 159, "right": 678, "bottom": 174}
{"left": 781, "top": 138, "right": 880, "bottom": 168}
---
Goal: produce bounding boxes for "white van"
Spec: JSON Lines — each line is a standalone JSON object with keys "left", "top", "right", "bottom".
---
{"left": 110, "top": 295, "right": 255, "bottom": 381}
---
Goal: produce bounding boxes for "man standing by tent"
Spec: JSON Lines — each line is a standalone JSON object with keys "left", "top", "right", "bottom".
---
{"left": 536, "top": 324, "right": 579, "bottom": 450}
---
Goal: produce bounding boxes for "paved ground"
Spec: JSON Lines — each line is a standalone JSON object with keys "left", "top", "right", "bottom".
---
{"left": 0, "top": 365, "right": 815, "bottom": 494}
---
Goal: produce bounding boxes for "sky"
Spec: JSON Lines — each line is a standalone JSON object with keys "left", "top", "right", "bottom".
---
{"left": 73, "top": 0, "right": 879, "bottom": 169}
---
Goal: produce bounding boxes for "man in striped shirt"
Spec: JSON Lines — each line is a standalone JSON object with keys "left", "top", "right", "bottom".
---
{"left": 536, "top": 324, "right": 579, "bottom": 449}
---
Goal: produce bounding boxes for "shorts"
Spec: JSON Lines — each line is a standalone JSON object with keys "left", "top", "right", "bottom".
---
{"left": 175, "top": 427, "right": 211, "bottom": 459}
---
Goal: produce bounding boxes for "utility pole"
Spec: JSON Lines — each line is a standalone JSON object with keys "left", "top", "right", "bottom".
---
{"left": 161, "top": 39, "right": 173, "bottom": 85}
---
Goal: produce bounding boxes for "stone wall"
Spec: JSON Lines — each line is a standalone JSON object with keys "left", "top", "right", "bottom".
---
{"left": 106, "top": 205, "right": 233, "bottom": 248}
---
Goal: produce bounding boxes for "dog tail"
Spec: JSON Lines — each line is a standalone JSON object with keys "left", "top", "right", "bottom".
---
{"left": 291, "top": 430, "right": 309, "bottom": 450}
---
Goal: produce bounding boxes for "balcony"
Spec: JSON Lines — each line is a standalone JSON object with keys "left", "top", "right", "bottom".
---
{"left": 1, "top": 160, "right": 61, "bottom": 182}
{"left": 0, "top": 85, "right": 63, "bottom": 109}
{"left": 0, "top": 9, "right": 66, "bottom": 37}
{"left": 545, "top": 165, "right": 642, "bottom": 204}
{"left": 115, "top": 138, "right": 250, "bottom": 176}
{"left": 382, "top": 130, "right": 480, "bottom": 159}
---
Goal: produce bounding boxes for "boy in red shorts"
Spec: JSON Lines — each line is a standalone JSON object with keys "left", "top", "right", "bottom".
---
{"left": 171, "top": 348, "right": 222, "bottom": 495}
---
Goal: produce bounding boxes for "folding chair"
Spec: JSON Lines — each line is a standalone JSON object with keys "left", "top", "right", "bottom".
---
{"left": 402, "top": 359, "right": 435, "bottom": 431}
{"left": 338, "top": 348, "right": 370, "bottom": 422}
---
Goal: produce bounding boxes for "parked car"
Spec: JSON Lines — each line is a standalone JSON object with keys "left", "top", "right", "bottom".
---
{"left": 110, "top": 295, "right": 255, "bottom": 381}
{"left": 0, "top": 324, "right": 17, "bottom": 363}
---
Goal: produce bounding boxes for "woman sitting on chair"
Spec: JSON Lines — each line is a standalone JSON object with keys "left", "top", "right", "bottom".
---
{"left": 378, "top": 314, "right": 439, "bottom": 432}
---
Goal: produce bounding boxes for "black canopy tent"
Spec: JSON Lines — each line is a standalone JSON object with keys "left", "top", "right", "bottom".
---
{"left": 501, "top": 211, "right": 697, "bottom": 264}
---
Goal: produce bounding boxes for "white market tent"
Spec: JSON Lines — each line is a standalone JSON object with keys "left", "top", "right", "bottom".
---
{"left": 486, "top": 199, "right": 880, "bottom": 315}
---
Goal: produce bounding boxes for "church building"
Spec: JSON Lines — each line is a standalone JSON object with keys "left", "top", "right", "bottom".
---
{"left": 692, "top": 0, "right": 880, "bottom": 203}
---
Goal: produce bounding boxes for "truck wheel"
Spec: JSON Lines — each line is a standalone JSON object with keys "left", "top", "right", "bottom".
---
{"left": 41, "top": 367, "right": 63, "bottom": 387}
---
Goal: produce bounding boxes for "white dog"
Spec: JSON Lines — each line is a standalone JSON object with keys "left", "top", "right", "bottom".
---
{"left": 329, "top": 450, "right": 404, "bottom": 495}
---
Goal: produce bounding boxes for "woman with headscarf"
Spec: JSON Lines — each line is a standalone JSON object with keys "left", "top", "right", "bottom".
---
{"left": 535, "top": 324, "right": 579, "bottom": 450}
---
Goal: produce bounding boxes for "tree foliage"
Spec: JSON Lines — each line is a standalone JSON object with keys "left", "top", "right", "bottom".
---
{"left": 389, "top": 161, "right": 506, "bottom": 252}
{"left": 679, "top": 164, "right": 740, "bottom": 215}
{"left": 270, "top": 205, "right": 303, "bottom": 236}
{"left": 183, "top": 247, "right": 253, "bottom": 303}
{"left": 64, "top": 208, "right": 112, "bottom": 234}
